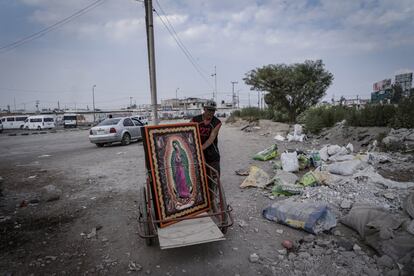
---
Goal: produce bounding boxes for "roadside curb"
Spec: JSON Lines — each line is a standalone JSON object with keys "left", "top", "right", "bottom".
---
{"left": 5, "top": 128, "right": 87, "bottom": 136}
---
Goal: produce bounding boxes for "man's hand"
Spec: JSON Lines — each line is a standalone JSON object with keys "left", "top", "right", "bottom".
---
{"left": 202, "top": 123, "right": 221, "bottom": 150}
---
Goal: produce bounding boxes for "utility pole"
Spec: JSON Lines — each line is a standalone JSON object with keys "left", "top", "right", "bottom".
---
{"left": 211, "top": 66, "right": 217, "bottom": 102}
{"left": 14, "top": 97, "right": 16, "bottom": 112}
{"left": 92, "top": 85, "right": 96, "bottom": 122}
{"left": 130, "top": 96, "right": 133, "bottom": 108}
{"left": 237, "top": 90, "right": 240, "bottom": 109}
{"left": 175, "top": 87, "right": 179, "bottom": 109}
{"left": 248, "top": 92, "right": 251, "bottom": 107}
{"left": 257, "top": 91, "right": 260, "bottom": 109}
{"left": 58, "top": 101, "right": 60, "bottom": 111}
{"left": 144, "top": 0, "right": 159, "bottom": 125}
{"left": 231, "top": 81, "right": 238, "bottom": 108}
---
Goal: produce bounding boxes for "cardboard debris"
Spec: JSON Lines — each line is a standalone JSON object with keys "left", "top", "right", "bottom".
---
{"left": 240, "top": 166, "right": 270, "bottom": 188}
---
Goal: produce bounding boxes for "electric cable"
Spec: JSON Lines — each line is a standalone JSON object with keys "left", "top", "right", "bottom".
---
{"left": 0, "top": 0, "right": 105, "bottom": 54}
{"left": 152, "top": 3, "right": 213, "bottom": 90}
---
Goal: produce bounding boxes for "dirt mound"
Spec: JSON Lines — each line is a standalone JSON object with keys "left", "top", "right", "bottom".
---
{"left": 314, "top": 121, "right": 389, "bottom": 151}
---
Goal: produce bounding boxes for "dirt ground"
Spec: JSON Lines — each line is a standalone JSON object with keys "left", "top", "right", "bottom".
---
{"left": 0, "top": 121, "right": 412, "bottom": 275}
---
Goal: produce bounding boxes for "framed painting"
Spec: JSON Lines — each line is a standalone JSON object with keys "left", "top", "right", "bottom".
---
{"left": 143, "top": 122, "right": 211, "bottom": 228}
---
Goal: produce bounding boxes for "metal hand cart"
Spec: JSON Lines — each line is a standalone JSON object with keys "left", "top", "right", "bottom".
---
{"left": 138, "top": 163, "right": 233, "bottom": 249}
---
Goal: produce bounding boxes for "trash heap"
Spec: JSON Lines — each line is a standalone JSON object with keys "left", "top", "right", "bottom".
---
{"left": 238, "top": 131, "right": 414, "bottom": 274}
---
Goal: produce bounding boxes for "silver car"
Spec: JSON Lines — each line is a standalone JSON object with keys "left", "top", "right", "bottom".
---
{"left": 89, "top": 117, "right": 144, "bottom": 147}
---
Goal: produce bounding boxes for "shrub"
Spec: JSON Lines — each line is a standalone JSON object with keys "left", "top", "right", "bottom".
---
{"left": 298, "top": 105, "right": 347, "bottom": 134}
{"left": 348, "top": 104, "right": 396, "bottom": 127}
{"left": 392, "top": 96, "right": 414, "bottom": 128}
{"left": 301, "top": 99, "right": 413, "bottom": 134}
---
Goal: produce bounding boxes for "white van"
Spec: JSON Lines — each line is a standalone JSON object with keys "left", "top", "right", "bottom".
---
{"left": 23, "top": 115, "right": 56, "bottom": 130}
{"left": 0, "top": 115, "right": 28, "bottom": 129}
{"left": 63, "top": 114, "right": 77, "bottom": 128}
{"left": 132, "top": 115, "right": 148, "bottom": 125}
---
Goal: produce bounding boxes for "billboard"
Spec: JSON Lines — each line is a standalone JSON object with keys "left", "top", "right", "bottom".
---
{"left": 395, "top": 73, "right": 413, "bottom": 92}
{"left": 373, "top": 79, "right": 391, "bottom": 92}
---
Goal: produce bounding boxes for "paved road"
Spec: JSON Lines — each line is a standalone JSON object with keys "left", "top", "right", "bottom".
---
{"left": 0, "top": 125, "right": 301, "bottom": 275}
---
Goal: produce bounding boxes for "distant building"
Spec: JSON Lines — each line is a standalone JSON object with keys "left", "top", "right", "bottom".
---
{"left": 395, "top": 72, "right": 413, "bottom": 97}
{"left": 331, "top": 97, "right": 369, "bottom": 108}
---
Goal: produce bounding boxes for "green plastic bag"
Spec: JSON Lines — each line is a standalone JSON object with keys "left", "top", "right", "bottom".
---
{"left": 298, "top": 154, "right": 310, "bottom": 170}
{"left": 272, "top": 181, "right": 303, "bottom": 196}
{"left": 253, "top": 144, "right": 278, "bottom": 161}
{"left": 298, "top": 171, "right": 319, "bottom": 187}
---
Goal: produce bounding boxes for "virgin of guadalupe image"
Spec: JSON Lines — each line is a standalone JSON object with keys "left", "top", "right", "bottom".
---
{"left": 171, "top": 140, "right": 193, "bottom": 199}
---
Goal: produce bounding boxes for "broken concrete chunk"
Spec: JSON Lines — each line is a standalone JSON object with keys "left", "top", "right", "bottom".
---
{"left": 383, "top": 193, "right": 396, "bottom": 200}
{"left": 249, "top": 253, "right": 259, "bottom": 263}
{"left": 377, "top": 255, "right": 394, "bottom": 269}
{"left": 41, "top": 185, "right": 62, "bottom": 202}
{"left": 354, "top": 166, "right": 414, "bottom": 190}
{"left": 340, "top": 199, "right": 353, "bottom": 209}
{"left": 87, "top": 228, "right": 97, "bottom": 239}
{"left": 406, "top": 220, "right": 414, "bottom": 235}
{"left": 404, "top": 192, "right": 414, "bottom": 218}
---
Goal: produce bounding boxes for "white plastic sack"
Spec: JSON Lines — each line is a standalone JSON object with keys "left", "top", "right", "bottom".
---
{"left": 328, "top": 154, "right": 355, "bottom": 162}
{"left": 281, "top": 152, "right": 299, "bottom": 172}
{"left": 274, "top": 134, "right": 285, "bottom": 141}
{"left": 287, "top": 134, "right": 306, "bottom": 142}
{"left": 319, "top": 146, "right": 329, "bottom": 161}
{"left": 327, "top": 145, "right": 341, "bottom": 156}
{"left": 346, "top": 143, "right": 354, "bottom": 153}
{"left": 293, "top": 124, "right": 303, "bottom": 136}
{"left": 328, "top": 160, "right": 363, "bottom": 176}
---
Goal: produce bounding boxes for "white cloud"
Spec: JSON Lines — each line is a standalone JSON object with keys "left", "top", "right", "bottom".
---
{"left": 104, "top": 18, "right": 145, "bottom": 42}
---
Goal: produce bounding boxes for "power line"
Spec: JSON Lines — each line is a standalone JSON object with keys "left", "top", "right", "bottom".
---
{"left": 152, "top": 2, "right": 213, "bottom": 89}
{"left": 154, "top": 0, "right": 211, "bottom": 77}
{"left": 0, "top": 0, "right": 105, "bottom": 54}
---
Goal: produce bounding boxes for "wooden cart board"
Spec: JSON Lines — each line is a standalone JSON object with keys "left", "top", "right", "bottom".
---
{"left": 157, "top": 212, "right": 225, "bottom": 249}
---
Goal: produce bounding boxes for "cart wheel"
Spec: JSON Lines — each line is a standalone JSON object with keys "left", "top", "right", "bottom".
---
{"left": 141, "top": 186, "right": 154, "bottom": 246}
{"left": 210, "top": 182, "right": 229, "bottom": 234}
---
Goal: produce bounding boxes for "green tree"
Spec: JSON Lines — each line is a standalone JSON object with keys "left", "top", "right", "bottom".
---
{"left": 391, "top": 84, "right": 403, "bottom": 104}
{"left": 244, "top": 60, "right": 333, "bottom": 122}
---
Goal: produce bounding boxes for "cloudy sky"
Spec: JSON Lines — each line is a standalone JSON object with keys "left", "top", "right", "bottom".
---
{"left": 0, "top": 0, "right": 413, "bottom": 111}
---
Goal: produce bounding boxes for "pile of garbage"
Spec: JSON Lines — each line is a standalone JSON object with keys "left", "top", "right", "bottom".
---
{"left": 382, "top": 128, "right": 414, "bottom": 152}
{"left": 238, "top": 138, "right": 414, "bottom": 273}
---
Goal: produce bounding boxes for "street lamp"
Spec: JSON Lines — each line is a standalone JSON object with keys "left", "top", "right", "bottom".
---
{"left": 92, "top": 85, "right": 96, "bottom": 122}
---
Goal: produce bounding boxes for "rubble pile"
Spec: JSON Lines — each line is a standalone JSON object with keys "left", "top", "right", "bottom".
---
{"left": 301, "top": 171, "right": 408, "bottom": 213}
{"left": 315, "top": 121, "right": 388, "bottom": 151}
{"left": 238, "top": 124, "right": 414, "bottom": 274}
{"left": 271, "top": 235, "right": 400, "bottom": 276}
{"left": 382, "top": 128, "right": 414, "bottom": 152}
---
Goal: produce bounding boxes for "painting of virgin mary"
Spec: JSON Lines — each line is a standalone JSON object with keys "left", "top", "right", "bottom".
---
{"left": 171, "top": 140, "right": 193, "bottom": 199}
{"left": 143, "top": 123, "right": 210, "bottom": 227}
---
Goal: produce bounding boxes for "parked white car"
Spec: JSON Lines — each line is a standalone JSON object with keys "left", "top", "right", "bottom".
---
{"left": 23, "top": 115, "right": 56, "bottom": 130}
{"left": 89, "top": 117, "right": 144, "bottom": 147}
